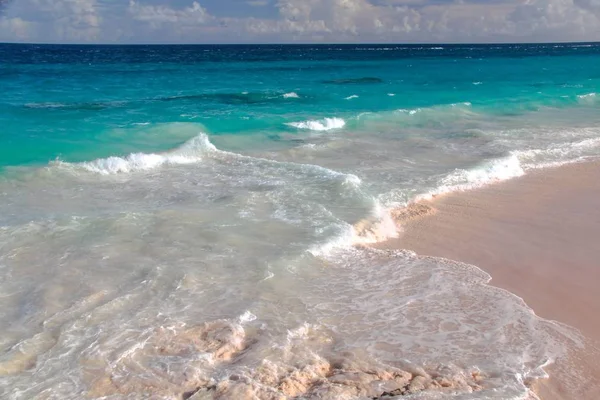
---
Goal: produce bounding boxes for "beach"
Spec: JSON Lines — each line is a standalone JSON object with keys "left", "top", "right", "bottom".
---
{"left": 2, "top": 43, "right": 600, "bottom": 399}
{"left": 378, "top": 161, "right": 600, "bottom": 399}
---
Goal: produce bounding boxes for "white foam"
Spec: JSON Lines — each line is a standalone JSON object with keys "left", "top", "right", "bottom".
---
{"left": 387, "top": 93, "right": 396, "bottom": 97}
{"left": 345, "top": 95, "right": 359, "bottom": 100}
{"left": 452, "top": 102, "right": 472, "bottom": 107}
{"left": 309, "top": 199, "right": 399, "bottom": 258}
{"left": 351, "top": 201, "right": 399, "bottom": 246}
{"left": 418, "top": 154, "right": 525, "bottom": 200}
{"left": 516, "top": 136, "right": 600, "bottom": 169}
{"left": 307, "top": 223, "right": 355, "bottom": 258}
{"left": 283, "top": 92, "right": 300, "bottom": 99}
{"left": 398, "top": 108, "right": 420, "bottom": 115}
{"left": 287, "top": 117, "right": 346, "bottom": 131}
{"left": 65, "top": 133, "right": 217, "bottom": 175}
{"left": 473, "top": 82, "right": 483, "bottom": 85}
{"left": 285, "top": 322, "right": 315, "bottom": 342}
{"left": 577, "top": 92, "right": 597, "bottom": 104}
{"left": 239, "top": 311, "right": 257, "bottom": 324}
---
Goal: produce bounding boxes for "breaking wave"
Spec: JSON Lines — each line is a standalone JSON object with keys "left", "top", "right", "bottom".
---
{"left": 287, "top": 117, "right": 346, "bottom": 131}
{"left": 57, "top": 134, "right": 217, "bottom": 175}
{"left": 577, "top": 92, "right": 597, "bottom": 105}
{"left": 418, "top": 154, "right": 525, "bottom": 200}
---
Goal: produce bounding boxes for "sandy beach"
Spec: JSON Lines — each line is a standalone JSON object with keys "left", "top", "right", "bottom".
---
{"left": 377, "top": 161, "right": 600, "bottom": 399}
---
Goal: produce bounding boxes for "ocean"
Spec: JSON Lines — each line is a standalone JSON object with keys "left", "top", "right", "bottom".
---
{"left": 0, "top": 43, "right": 599, "bottom": 399}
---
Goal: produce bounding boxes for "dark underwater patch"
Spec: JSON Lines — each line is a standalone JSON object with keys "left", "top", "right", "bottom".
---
{"left": 157, "top": 92, "right": 306, "bottom": 105}
{"left": 322, "top": 77, "right": 384, "bottom": 85}
{"left": 24, "top": 101, "right": 126, "bottom": 111}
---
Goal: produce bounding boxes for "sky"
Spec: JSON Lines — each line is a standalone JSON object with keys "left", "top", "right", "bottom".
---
{"left": 0, "top": 0, "right": 600, "bottom": 44}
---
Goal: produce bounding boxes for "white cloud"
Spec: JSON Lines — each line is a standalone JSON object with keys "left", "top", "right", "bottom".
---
{"left": 0, "top": 17, "right": 32, "bottom": 40}
{"left": 36, "top": 0, "right": 102, "bottom": 41}
{"left": 509, "top": 0, "right": 600, "bottom": 40}
{"left": 0, "top": 0, "right": 102, "bottom": 42}
{"left": 129, "top": 1, "right": 212, "bottom": 26}
{"left": 246, "top": 0, "right": 600, "bottom": 42}
{"left": 0, "top": 0, "right": 599, "bottom": 43}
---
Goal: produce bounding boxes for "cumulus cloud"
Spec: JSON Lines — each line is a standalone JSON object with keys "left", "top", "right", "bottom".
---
{"left": 0, "top": 0, "right": 102, "bottom": 42}
{"left": 129, "top": 1, "right": 212, "bottom": 25}
{"left": 0, "top": 0, "right": 599, "bottom": 43}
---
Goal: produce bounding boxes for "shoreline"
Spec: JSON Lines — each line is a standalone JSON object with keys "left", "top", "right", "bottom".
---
{"left": 375, "top": 160, "right": 600, "bottom": 399}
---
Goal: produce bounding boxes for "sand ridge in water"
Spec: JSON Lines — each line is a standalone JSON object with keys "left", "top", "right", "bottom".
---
{"left": 85, "top": 319, "right": 487, "bottom": 400}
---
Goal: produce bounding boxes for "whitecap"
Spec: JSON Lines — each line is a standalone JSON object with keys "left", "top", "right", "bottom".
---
{"left": 577, "top": 93, "right": 597, "bottom": 104}
{"left": 283, "top": 92, "right": 300, "bottom": 99}
{"left": 286, "top": 117, "right": 346, "bottom": 131}
{"left": 60, "top": 133, "right": 217, "bottom": 175}
{"left": 397, "top": 108, "right": 420, "bottom": 115}
{"left": 345, "top": 95, "right": 359, "bottom": 100}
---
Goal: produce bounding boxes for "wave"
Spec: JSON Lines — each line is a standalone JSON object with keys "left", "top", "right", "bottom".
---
{"left": 57, "top": 134, "right": 217, "bottom": 175}
{"left": 287, "top": 117, "right": 346, "bottom": 131}
{"left": 354, "top": 102, "right": 476, "bottom": 126}
{"left": 283, "top": 92, "right": 300, "bottom": 99}
{"left": 344, "top": 95, "right": 359, "bottom": 100}
{"left": 419, "top": 154, "right": 525, "bottom": 201}
{"left": 516, "top": 136, "right": 600, "bottom": 169}
{"left": 397, "top": 102, "right": 472, "bottom": 114}
{"left": 577, "top": 92, "right": 597, "bottom": 105}
{"left": 326, "top": 155, "right": 527, "bottom": 253}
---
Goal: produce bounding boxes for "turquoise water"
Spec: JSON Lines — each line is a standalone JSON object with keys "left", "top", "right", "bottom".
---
{"left": 1, "top": 43, "right": 599, "bottom": 168}
{"left": 0, "top": 43, "right": 599, "bottom": 399}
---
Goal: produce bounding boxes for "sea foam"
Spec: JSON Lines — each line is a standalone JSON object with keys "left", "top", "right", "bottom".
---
{"left": 66, "top": 133, "right": 217, "bottom": 175}
{"left": 287, "top": 117, "right": 346, "bottom": 131}
{"left": 417, "top": 154, "right": 525, "bottom": 201}
{"left": 577, "top": 92, "right": 597, "bottom": 105}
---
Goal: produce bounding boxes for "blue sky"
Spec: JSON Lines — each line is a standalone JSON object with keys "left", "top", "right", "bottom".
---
{"left": 1, "top": 0, "right": 600, "bottom": 44}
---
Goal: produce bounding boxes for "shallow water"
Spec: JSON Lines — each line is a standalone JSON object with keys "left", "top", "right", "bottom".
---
{"left": 0, "top": 43, "right": 599, "bottom": 399}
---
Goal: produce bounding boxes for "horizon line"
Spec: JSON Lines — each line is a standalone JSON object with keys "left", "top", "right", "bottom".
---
{"left": 1, "top": 41, "right": 599, "bottom": 47}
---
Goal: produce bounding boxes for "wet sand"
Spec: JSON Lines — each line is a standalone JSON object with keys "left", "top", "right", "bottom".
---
{"left": 377, "top": 161, "right": 600, "bottom": 399}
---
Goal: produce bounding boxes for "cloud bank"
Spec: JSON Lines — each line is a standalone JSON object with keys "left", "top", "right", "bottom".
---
{"left": 0, "top": 0, "right": 599, "bottom": 44}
